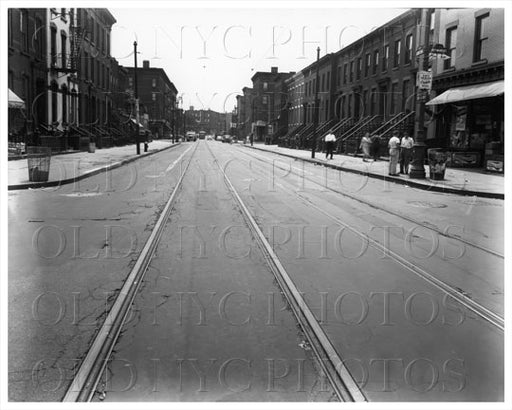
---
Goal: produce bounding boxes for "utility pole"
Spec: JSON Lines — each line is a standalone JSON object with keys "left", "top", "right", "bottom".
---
{"left": 134, "top": 41, "right": 140, "bottom": 155}
{"left": 409, "top": 8, "right": 432, "bottom": 179}
{"left": 311, "top": 46, "right": 320, "bottom": 158}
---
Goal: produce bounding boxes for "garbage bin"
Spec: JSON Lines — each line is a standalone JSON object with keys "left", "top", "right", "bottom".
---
{"left": 27, "top": 146, "right": 51, "bottom": 182}
{"left": 427, "top": 148, "right": 449, "bottom": 180}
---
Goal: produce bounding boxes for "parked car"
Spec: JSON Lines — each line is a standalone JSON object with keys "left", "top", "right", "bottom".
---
{"left": 216, "top": 135, "right": 223, "bottom": 141}
{"left": 222, "top": 135, "right": 232, "bottom": 144}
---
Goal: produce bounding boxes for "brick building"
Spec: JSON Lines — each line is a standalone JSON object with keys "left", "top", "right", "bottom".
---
{"left": 185, "top": 107, "right": 227, "bottom": 136}
{"left": 236, "top": 87, "right": 253, "bottom": 140}
{"left": 426, "top": 8, "right": 504, "bottom": 170}
{"left": 123, "top": 60, "right": 178, "bottom": 140}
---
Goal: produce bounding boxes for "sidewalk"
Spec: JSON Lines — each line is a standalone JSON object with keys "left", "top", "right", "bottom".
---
{"left": 244, "top": 143, "right": 504, "bottom": 199}
{"left": 8, "top": 140, "right": 179, "bottom": 190}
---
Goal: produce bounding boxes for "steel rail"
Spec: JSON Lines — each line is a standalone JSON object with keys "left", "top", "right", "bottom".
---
{"left": 238, "top": 146, "right": 504, "bottom": 259}
{"left": 62, "top": 143, "right": 198, "bottom": 402}
{"left": 204, "top": 141, "right": 367, "bottom": 402}
{"left": 229, "top": 146, "right": 504, "bottom": 330}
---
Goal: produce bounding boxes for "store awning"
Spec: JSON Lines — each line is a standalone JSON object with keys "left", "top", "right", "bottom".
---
{"left": 8, "top": 88, "right": 25, "bottom": 109}
{"left": 426, "top": 80, "right": 504, "bottom": 105}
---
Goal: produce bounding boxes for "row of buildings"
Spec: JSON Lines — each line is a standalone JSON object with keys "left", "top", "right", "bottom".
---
{"left": 8, "top": 8, "right": 180, "bottom": 152}
{"left": 236, "top": 8, "right": 504, "bottom": 169}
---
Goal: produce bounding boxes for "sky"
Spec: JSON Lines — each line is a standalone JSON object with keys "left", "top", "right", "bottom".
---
{"left": 110, "top": 7, "right": 407, "bottom": 112}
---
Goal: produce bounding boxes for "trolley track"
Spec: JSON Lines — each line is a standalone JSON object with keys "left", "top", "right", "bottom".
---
{"left": 224, "top": 143, "right": 504, "bottom": 331}
{"left": 63, "top": 142, "right": 199, "bottom": 401}
{"left": 237, "top": 146, "right": 504, "bottom": 259}
{"left": 63, "top": 140, "right": 361, "bottom": 402}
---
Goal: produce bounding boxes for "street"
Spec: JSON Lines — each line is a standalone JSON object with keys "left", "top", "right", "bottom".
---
{"left": 8, "top": 140, "right": 504, "bottom": 402}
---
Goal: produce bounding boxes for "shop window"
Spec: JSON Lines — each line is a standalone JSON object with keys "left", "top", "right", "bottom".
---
{"left": 444, "top": 27, "right": 457, "bottom": 69}
{"left": 474, "top": 13, "right": 489, "bottom": 62}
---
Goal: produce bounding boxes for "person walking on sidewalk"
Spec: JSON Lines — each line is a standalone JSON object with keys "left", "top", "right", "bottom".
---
{"left": 371, "top": 133, "right": 381, "bottom": 161}
{"left": 360, "top": 132, "right": 371, "bottom": 162}
{"left": 388, "top": 130, "right": 400, "bottom": 176}
{"left": 399, "top": 130, "right": 414, "bottom": 174}
{"left": 324, "top": 132, "right": 336, "bottom": 160}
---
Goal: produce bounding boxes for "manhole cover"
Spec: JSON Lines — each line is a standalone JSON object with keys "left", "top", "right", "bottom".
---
{"left": 408, "top": 200, "right": 447, "bottom": 208}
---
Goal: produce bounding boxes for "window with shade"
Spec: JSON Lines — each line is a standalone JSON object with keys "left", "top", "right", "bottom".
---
{"left": 393, "top": 39, "right": 401, "bottom": 67}
{"left": 373, "top": 50, "right": 379, "bottom": 74}
{"left": 365, "top": 53, "right": 371, "bottom": 77}
{"left": 382, "top": 45, "right": 389, "bottom": 71}
{"left": 444, "top": 26, "right": 457, "bottom": 69}
{"left": 405, "top": 34, "right": 413, "bottom": 65}
{"left": 474, "top": 13, "right": 489, "bottom": 62}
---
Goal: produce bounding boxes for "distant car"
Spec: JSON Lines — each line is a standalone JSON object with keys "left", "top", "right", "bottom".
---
{"left": 206, "top": 134, "right": 213, "bottom": 140}
{"left": 216, "top": 135, "right": 223, "bottom": 141}
{"left": 222, "top": 136, "right": 232, "bottom": 144}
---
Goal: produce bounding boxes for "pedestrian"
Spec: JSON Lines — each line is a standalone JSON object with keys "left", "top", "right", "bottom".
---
{"left": 388, "top": 130, "right": 401, "bottom": 176}
{"left": 250, "top": 132, "right": 254, "bottom": 146}
{"left": 324, "top": 132, "right": 336, "bottom": 160}
{"left": 371, "top": 133, "right": 381, "bottom": 161}
{"left": 400, "top": 130, "right": 414, "bottom": 174}
{"left": 360, "top": 132, "right": 371, "bottom": 162}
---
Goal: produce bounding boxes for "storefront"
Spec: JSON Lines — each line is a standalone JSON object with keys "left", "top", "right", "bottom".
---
{"left": 425, "top": 65, "right": 504, "bottom": 172}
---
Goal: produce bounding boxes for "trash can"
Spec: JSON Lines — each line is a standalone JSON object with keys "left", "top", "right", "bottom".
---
{"left": 427, "top": 148, "right": 449, "bottom": 180}
{"left": 27, "top": 146, "right": 51, "bottom": 182}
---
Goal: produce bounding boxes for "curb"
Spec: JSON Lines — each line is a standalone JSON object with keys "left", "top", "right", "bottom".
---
{"left": 8, "top": 149, "right": 82, "bottom": 161}
{"left": 244, "top": 145, "right": 504, "bottom": 200}
{"left": 8, "top": 142, "right": 181, "bottom": 191}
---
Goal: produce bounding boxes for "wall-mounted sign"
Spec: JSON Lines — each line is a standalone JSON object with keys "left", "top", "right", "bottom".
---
{"left": 417, "top": 71, "right": 433, "bottom": 91}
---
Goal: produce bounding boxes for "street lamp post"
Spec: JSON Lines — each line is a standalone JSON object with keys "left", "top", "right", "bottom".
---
{"left": 409, "top": 8, "right": 433, "bottom": 179}
{"left": 134, "top": 41, "right": 140, "bottom": 155}
{"left": 311, "top": 46, "right": 320, "bottom": 158}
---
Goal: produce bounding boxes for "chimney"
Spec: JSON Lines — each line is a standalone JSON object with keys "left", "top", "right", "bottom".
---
{"left": 271, "top": 67, "right": 278, "bottom": 73}
{"left": 143, "top": 60, "right": 150, "bottom": 69}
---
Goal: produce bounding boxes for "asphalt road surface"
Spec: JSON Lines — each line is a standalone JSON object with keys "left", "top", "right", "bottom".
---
{"left": 8, "top": 140, "right": 504, "bottom": 402}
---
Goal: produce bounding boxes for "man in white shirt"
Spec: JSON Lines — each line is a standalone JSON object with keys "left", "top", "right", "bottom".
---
{"left": 324, "top": 133, "right": 336, "bottom": 159}
{"left": 388, "top": 130, "right": 401, "bottom": 176}
{"left": 399, "top": 131, "right": 414, "bottom": 174}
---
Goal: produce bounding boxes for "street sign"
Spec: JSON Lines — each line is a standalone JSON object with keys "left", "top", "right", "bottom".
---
{"left": 417, "top": 70, "right": 433, "bottom": 91}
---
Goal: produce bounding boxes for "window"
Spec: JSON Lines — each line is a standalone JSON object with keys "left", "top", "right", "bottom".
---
{"left": 370, "top": 89, "right": 377, "bottom": 115}
{"left": 373, "top": 50, "right": 379, "bottom": 74}
{"left": 8, "top": 10, "right": 14, "bottom": 47}
{"left": 61, "top": 86, "right": 68, "bottom": 123}
{"left": 20, "top": 10, "right": 28, "bottom": 52}
{"left": 263, "top": 82, "right": 268, "bottom": 91}
{"left": 393, "top": 39, "right": 401, "bottom": 67}
{"left": 383, "top": 45, "right": 389, "bottom": 71}
{"left": 405, "top": 34, "right": 413, "bottom": 64}
{"left": 390, "top": 82, "right": 399, "bottom": 115}
{"left": 51, "top": 27, "right": 57, "bottom": 66}
{"left": 402, "top": 79, "right": 411, "bottom": 111}
{"left": 356, "top": 58, "right": 362, "bottom": 80}
{"left": 363, "top": 90, "right": 368, "bottom": 115}
{"left": 326, "top": 72, "right": 330, "bottom": 90}
{"left": 51, "top": 82, "right": 58, "bottom": 124}
{"left": 35, "top": 17, "right": 43, "bottom": 59}
{"left": 152, "top": 93, "right": 156, "bottom": 101}
{"left": 445, "top": 27, "right": 457, "bottom": 69}
{"left": 343, "top": 63, "right": 348, "bottom": 84}
{"left": 349, "top": 61, "right": 354, "bottom": 82}
{"left": 61, "top": 33, "right": 67, "bottom": 68}
{"left": 348, "top": 94, "right": 352, "bottom": 117}
{"left": 336, "top": 66, "right": 341, "bottom": 87}
{"left": 262, "top": 95, "right": 268, "bottom": 104}
{"left": 152, "top": 78, "right": 157, "bottom": 88}
{"left": 341, "top": 95, "right": 346, "bottom": 117}
{"left": 321, "top": 73, "right": 325, "bottom": 91}
{"left": 107, "top": 31, "right": 111, "bottom": 56}
{"left": 365, "top": 53, "right": 371, "bottom": 77}
{"left": 474, "top": 13, "right": 489, "bottom": 62}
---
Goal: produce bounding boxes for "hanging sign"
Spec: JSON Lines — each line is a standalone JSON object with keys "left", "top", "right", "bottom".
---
{"left": 417, "top": 70, "right": 433, "bottom": 91}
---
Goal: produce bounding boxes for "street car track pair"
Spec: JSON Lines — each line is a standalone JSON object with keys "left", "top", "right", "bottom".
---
{"left": 63, "top": 143, "right": 198, "bottom": 402}
{"left": 204, "top": 141, "right": 367, "bottom": 402}
{"left": 230, "top": 146, "right": 504, "bottom": 331}
{"left": 238, "top": 146, "right": 504, "bottom": 259}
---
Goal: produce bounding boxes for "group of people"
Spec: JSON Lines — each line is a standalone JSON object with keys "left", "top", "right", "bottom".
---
{"left": 360, "top": 129, "right": 414, "bottom": 175}
{"left": 387, "top": 129, "right": 414, "bottom": 176}
{"left": 359, "top": 133, "right": 382, "bottom": 162}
